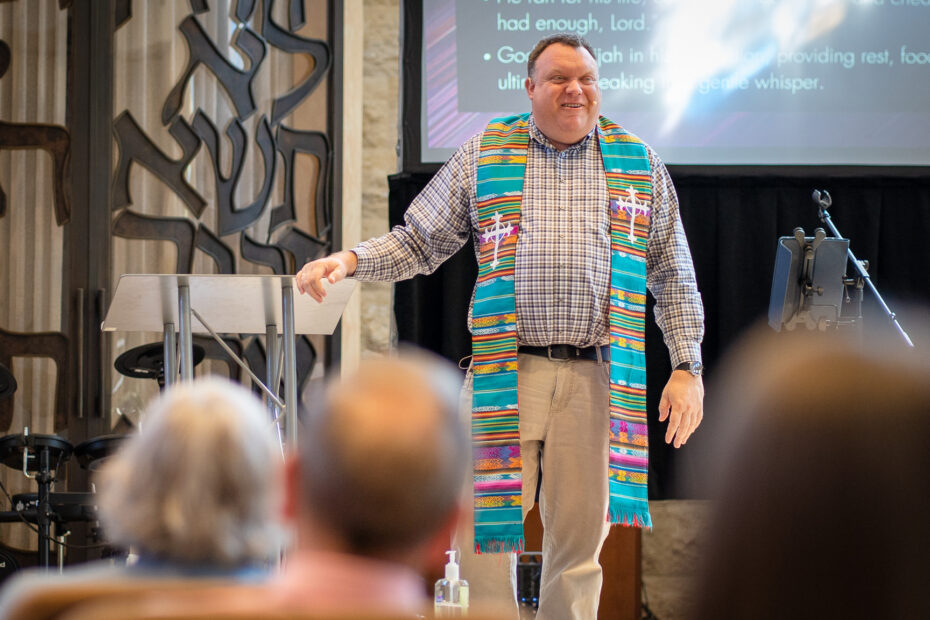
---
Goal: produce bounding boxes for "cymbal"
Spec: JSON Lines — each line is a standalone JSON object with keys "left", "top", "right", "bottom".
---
{"left": 74, "top": 434, "right": 128, "bottom": 471}
{"left": 0, "top": 433, "right": 72, "bottom": 472}
{"left": 114, "top": 342, "right": 206, "bottom": 386}
{"left": 0, "top": 363, "right": 15, "bottom": 401}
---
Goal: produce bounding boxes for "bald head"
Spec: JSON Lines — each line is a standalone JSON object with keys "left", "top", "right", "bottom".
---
{"left": 298, "top": 353, "right": 467, "bottom": 557}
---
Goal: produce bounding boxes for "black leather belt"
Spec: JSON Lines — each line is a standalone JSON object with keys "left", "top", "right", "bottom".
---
{"left": 518, "top": 344, "right": 609, "bottom": 361}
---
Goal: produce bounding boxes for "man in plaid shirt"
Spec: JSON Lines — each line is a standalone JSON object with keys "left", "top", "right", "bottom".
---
{"left": 297, "top": 34, "right": 704, "bottom": 620}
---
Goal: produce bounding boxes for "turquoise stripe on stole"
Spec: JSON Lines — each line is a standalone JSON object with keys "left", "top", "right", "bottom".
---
{"left": 472, "top": 295, "right": 516, "bottom": 317}
{"left": 472, "top": 373, "right": 519, "bottom": 393}
{"left": 473, "top": 390, "right": 518, "bottom": 411}
{"left": 477, "top": 164, "right": 527, "bottom": 182}
{"left": 475, "top": 507, "right": 524, "bottom": 525}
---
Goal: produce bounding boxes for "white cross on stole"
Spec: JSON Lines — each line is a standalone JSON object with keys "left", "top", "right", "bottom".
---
{"left": 481, "top": 211, "right": 516, "bottom": 269}
{"left": 613, "top": 186, "right": 651, "bottom": 244}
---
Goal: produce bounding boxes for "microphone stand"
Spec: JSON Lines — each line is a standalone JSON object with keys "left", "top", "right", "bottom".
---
{"left": 812, "top": 190, "right": 914, "bottom": 348}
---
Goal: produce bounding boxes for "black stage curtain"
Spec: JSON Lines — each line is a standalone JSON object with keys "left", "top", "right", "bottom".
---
{"left": 388, "top": 171, "right": 930, "bottom": 499}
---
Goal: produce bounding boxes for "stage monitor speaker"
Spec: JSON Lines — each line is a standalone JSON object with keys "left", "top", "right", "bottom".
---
{"left": 769, "top": 230, "right": 849, "bottom": 332}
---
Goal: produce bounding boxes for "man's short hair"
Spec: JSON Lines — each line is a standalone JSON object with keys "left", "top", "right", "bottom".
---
{"left": 527, "top": 33, "right": 596, "bottom": 80}
{"left": 299, "top": 351, "right": 467, "bottom": 557}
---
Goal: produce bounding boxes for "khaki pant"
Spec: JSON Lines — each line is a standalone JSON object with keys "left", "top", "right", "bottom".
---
{"left": 456, "top": 353, "right": 612, "bottom": 620}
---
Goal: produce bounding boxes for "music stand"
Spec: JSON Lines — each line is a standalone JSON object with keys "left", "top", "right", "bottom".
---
{"left": 101, "top": 275, "right": 357, "bottom": 450}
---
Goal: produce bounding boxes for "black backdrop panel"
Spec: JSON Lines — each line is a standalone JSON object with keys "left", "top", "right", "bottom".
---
{"left": 389, "top": 171, "right": 930, "bottom": 499}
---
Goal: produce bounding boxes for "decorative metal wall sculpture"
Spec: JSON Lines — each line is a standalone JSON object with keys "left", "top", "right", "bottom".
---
{"left": 110, "top": 0, "right": 334, "bottom": 403}
{"left": 0, "top": 32, "right": 71, "bottom": 437}
{"left": 0, "top": 40, "right": 71, "bottom": 224}
{"left": 1, "top": 0, "right": 335, "bottom": 435}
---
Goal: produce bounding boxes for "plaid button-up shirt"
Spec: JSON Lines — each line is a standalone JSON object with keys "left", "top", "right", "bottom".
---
{"left": 354, "top": 117, "right": 704, "bottom": 366}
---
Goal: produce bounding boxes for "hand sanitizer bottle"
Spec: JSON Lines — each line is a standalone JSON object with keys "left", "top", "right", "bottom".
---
{"left": 434, "top": 549, "right": 469, "bottom": 616}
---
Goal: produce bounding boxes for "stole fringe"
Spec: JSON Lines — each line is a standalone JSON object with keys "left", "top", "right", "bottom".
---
{"left": 608, "top": 506, "right": 653, "bottom": 530}
{"left": 475, "top": 536, "right": 525, "bottom": 555}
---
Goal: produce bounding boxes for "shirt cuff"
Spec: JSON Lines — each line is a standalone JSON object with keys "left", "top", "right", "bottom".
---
{"left": 668, "top": 341, "right": 702, "bottom": 369}
{"left": 349, "top": 245, "right": 376, "bottom": 280}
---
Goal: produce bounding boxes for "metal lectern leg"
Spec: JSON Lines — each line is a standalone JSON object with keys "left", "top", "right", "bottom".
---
{"left": 266, "top": 324, "right": 278, "bottom": 398}
{"left": 163, "top": 323, "right": 176, "bottom": 388}
{"left": 178, "top": 285, "right": 193, "bottom": 381}
{"left": 266, "top": 324, "right": 285, "bottom": 453}
{"left": 190, "top": 307, "right": 284, "bottom": 410}
{"left": 282, "top": 284, "right": 298, "bottom": 451}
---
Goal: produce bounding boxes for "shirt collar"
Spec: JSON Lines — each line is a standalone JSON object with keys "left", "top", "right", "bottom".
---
{"left": 528, "top": 115, "right": 598, "bottom": 153}
{"left": 275, "top": 549, "right": 426, "bottom": 614}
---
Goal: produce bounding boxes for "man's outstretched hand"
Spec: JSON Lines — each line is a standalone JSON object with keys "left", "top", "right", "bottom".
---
{"left": 295, "top": 251, "right": 358, "bottom": 303}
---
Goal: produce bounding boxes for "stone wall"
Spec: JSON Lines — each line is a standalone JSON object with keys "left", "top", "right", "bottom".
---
{"left": 359, "top": 0, "right": 400, "bottom": 356}
{"left": 641, "top": 500, "right": 711, "bottom": 619}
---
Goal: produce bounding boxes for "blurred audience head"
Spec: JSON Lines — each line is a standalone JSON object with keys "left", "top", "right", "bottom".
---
{"left": 692, "top": 323, "right": 930, "bottom": 620}
{"left": 97, "top": 376, "right": 284, "bottom": 568}
{"left": 291, "top": 349, "right": 467, "bottom": 567}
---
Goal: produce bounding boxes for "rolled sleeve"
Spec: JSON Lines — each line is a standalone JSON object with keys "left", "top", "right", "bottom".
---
{"left": 644, "top": 148, "right": 705, "bottom": 367}
{"left": 351, "top": 136, "right": 479, "bottom": 282}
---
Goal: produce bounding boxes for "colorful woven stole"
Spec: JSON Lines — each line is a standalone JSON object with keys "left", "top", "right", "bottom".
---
{"left": 471, "top": 113, "right": 653, "bottom": 554}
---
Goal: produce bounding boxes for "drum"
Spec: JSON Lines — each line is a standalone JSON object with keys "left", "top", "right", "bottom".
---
{"left": 114, "top": 342, "right": 205, "bottom": 387}
{"left": 0, "top": 541, "right": 36, "bottom": 586}
{"left": 9, "top": 492, "right": 98, "bottom": 523}
{"left": 74, "top": 434, "right": 129, "bottom": 471}
{"left": 0, "top": 433, "right": 72, "bottom": 473}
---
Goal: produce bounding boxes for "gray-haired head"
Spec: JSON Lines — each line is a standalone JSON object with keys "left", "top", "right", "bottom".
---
{"left": 96, "top": 377, "right": 284, "bottom": 567}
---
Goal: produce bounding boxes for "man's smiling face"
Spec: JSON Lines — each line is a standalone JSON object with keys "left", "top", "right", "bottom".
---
{"left": 525, "top": 42, "right": 601, "bottom": 151}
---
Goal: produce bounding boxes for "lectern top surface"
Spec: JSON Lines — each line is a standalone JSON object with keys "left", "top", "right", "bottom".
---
{"left": 101, "top": 274, "right": 357, "bottom": 335}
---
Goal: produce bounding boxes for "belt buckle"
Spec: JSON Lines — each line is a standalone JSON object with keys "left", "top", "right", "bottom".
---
{"left": 546, "top": 345, "right": 576, "bottom": 361}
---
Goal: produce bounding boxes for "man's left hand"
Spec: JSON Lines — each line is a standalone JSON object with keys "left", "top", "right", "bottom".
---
{"left": 658, "top": 370, "right": 704, "bottom": 448}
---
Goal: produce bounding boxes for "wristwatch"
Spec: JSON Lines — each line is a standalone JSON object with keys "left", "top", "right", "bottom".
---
{"left": 675, "top": 361, "right": 704, "bottom": 377}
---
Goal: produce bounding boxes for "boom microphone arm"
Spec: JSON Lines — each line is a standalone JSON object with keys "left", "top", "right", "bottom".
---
{"left": 812, "top": 190, "right": 914, "bottom": 348}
